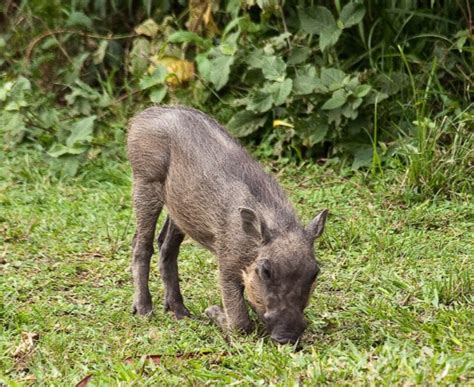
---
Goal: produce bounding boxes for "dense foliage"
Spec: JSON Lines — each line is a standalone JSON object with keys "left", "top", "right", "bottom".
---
{"left": 0, "top": 1, "right": 472, "bottom": 188}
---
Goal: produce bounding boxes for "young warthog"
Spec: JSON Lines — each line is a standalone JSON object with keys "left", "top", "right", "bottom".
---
{"left": 127, "top": 106, "right": 328, "bottom": 344}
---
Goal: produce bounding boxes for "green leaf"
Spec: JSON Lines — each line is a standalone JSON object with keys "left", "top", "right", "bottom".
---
{"left": 3, "top": 112, "right": 26, "bottom": 137}
{"left": 0, "top": 81, "right": 14, "bottom": 101}
{"left": 321, "top": 89, "right": 347, "bottom": 110}
{"left": 293, "top": 76, "right": 315, "bottom": 95}
{"left": 4, "top": 100, "right": 28, "bottom": 111}
{"left": 293, "top": 65, "right": 320, "bottom": 95}
{"left": 351, "top": 145, "right": 373, "bottom": 170}
{"left": 227, "top": 110, "right": 267, "bottom": 137}
{"left": 298, "top": 6, "right": 336, "bottom": 35}
{"left": 139, "top": 66, "right": 167, "bottom": 90}
{"left": 261, "top": 56, "right": 287, "bottom": 81}
{"left": 294, "top": 75, "right": 327, "bottom": 95}
{"left": 287, "top": 47, "right": 310, "bottom": 65}
{"left": 454, "top": 30, "right": 469, "bottom": 52}
{"left": 220, "top": 42, "right": 238, "bottom": 56}
{"left": 354, "top": 84, "right": 372, "bottom": 97}
{"left": 129, "top": 38, "right": 151, "bottom": 76}
{"left": 168, "top": 31, "right": 211, "bottom": 49}
{"left": 319, "top": 28, "right": 342, "bottom": 52}
{"left": 66, "top": 116, "right": 96, "bottom": 147}
{"left": 298, "top": 6, "right": 340, "bottom": 51}
{"left": 62, "top": 157, "right": 80, "bottom": 177}
{"left": 247, "top": 91, "right": 273, "bottom": 113}
{"left": 209, "top": 55, "right": 234, "bottom": 91}
{"left": 320, "top": 68, "right": 346, "bottom": 88}
{"left": 342, "top": 104, "right": 358, "bottom": 119}
{"left": 352, "top": 97, "right": 363, "bottom": 110}
{"left": 270, "top": 78, "right": 293, "bottom": 106}
{"left": 66, "top": 11, "right": 93, "bottom": 30}
{"left": 14, "top": 76, "right": 31, "bottom": 92}
{"left": 92, "top": 40, "right": 108, "bottom": 65}
{"left": 245, "top": 49, "right": 265, "bottom": 69}
{"left": 339, "top": 3, "right": 366, "bottom": 28}
{"left": 48, "top": 143, "right": 87, "bottom": 158}
{"left": 196, "top": 55, "right": 211, "bottom": 84}
{"left": 296, "top": 115, "right": 329, "bottom": 147}
{"left": 149, "top": 85, "right": 167, "bottom": 103}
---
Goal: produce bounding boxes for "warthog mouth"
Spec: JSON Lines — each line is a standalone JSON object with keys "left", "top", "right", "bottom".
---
{"left": 270, "top": 331, "right": 301, "bottom": 345}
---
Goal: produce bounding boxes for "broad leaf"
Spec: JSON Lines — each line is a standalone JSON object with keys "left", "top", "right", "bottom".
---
{"left": 320, "top": 68, "right": 346, "bottom": 88}
{"left": 297, "top": 115, "right": 329, "bottom": 147}
{"left": 66, "top": 116, "right": 96, "bottom": 147}
{"left": 261, "top": 56, "right": 287, "bottom": 81}
{"left": 270, "top": 78, "right": 293, "bottom": 106}
{"left": 129, "top": 38, "right": 151, "bottom": 76}
{"left": 339, "top": 3, "right": 366, "bottom": 28}
{"left": 247, "top": 91, "right": 273, "bottom": 113}
{"left": 0, "top": 81, "right": 14, "bottom": 101}
{"left": 209, "top": 55, "right": 234, "bottom": 90}
{"left": 319, "top": 28, "right": 342, "bottom": 52}
{"left": 220, "top": 42, "right": 238, "bottom": 56}
{"left": 149, "top": 85, "right": 167, "bottom": 103}
{"left": 139, "top": 66, "right": 167, "bottom": 90}
{"left": 168, "top": 31, "right": 211, "bottom": 49}
{"left": 351, "top": 145, "right": 373, "bottom": 170}
{"left": 195, "top": 54, "right": 211, "bottom": 82}
{"left": 245, "top": 49, "right": 265, "bottom": 69}
{"left": 321, "top": 89, "right": 347, "bottom": 110}
{"left": 66, "top": 11, "right": 92, "bottom": 30}
{"left": 299, "top": 6, "right": 336, "bottom": 35}
{"left": 287, "top": 47, "right": 311, "bottom": 65}
{"left": 293, "top": 66, "right": 327, "bottom": 95}
{"left": 4, "top": 112, "right": 26, "bottom": 138}
{"left": 227, "top": 110, "right": 267, "bottom": 137}
{"left": 354, "top": 84, "right": 372, "bottom": 97}
{"left": 48, "top": 143, "right": 87, "bottom": 157}
{"left": 62, "top": 157, "right": 80, "bottom": 177}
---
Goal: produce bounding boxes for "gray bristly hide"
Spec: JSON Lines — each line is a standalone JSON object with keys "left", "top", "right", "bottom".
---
{"left": 127, "top": 105, "right": 329, "bottom": 344}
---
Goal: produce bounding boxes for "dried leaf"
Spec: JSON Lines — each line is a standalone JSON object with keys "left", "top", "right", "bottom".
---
{"left": 134, "top": 19, "right": 159, "bottom": 38}
{"left": 12, "top": 332, "right": 39, "bottom": 357}
{"left": 150, "top": 56, "right": 195, "bottom": 87}
{"left": 124, "top": 354, "right": 162, "bottom": 365}
{"left": 76, "top": 374, "right": 92, "bottom": 387}
{"left": 12, "top": 332, "right": 39, "bottom": 372}
{"left": 273, "top": 119, "right": 294, "bottom": 128}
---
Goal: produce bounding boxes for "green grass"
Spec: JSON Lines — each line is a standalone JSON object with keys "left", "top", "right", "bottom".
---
{"left": 0, "top": 152, "right": 473, "bottom": 385}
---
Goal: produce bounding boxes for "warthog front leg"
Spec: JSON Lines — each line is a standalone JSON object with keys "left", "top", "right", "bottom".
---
{"left": 206, "top": 272, "right": 254, "bottom": 333}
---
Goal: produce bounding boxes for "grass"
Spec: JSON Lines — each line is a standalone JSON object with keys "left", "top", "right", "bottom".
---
{"left": 0, "top": 150, "right": 473, "bottom": 385}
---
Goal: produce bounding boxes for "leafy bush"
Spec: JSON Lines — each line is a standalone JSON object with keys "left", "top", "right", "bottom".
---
{"left": 0, "top": 1, "right": 472, "bottom": 179}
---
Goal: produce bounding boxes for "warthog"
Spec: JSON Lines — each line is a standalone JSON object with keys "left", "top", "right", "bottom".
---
{"left": 127, "top": 106, "right": 328, "bottom": 344}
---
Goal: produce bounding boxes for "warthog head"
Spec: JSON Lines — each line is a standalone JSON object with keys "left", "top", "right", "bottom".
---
{"left": 241, "top": 208, "right": 328, "bottom": 344}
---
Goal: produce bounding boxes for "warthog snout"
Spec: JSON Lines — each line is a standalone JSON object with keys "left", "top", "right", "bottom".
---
{"left": 264, "top": 309, "right": 308, "bottom": 344}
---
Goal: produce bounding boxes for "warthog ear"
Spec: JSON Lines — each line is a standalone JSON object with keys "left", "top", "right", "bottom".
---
{"left": 239, "top": 207, "right": 272, "bottom": 244}
{"left": 306, "top": 209, "right": 329, "bottom": 242}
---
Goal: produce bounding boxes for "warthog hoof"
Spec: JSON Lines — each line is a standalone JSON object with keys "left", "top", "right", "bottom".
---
{"left": 132, "top": 294, "right": 153, "bottom": 316}
{"left": 164, "top": 300, "right": 191, "bottom": 320}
